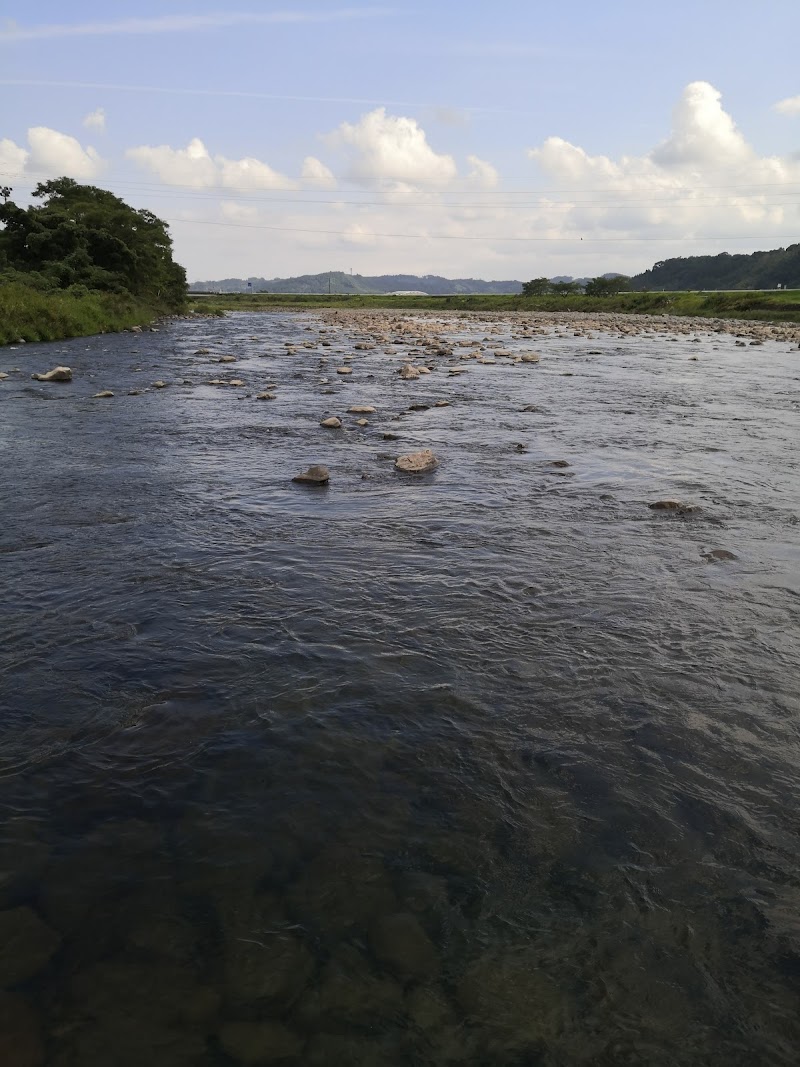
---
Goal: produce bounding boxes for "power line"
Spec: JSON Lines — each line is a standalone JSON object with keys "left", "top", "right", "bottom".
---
{"left": 163, "top": 216, "right": 800, "bottom": 243}
{"left": 3, "top": 167, "right": 800, "bottom": 199}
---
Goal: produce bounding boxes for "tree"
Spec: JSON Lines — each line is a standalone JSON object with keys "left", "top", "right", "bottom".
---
{"left": 584, "top": 275, "right": 632, "bottom": 297}
{"left": 522, "top": 277, "right": 554, "bottom": 296}
{"left": 550, "top": 280, "right": 583, "bottom": 296}
{"left": 0, "top": 177, "right": 186, "bottom": 311}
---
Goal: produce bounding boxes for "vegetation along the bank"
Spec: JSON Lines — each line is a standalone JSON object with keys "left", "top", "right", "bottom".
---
{"left": 187, "top": 288, "right": 800, "bottom": 323}
{"left": 0, "top": 178, "right": 187, "bottom": 344}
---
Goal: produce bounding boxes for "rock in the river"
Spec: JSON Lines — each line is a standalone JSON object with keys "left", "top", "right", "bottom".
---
{"left": 31, "top": 366, "right": 71, "bottom": 382}
{"left": 399, "top": 364, "right": 420, "bottom": 380}
{"left": 92, "top": 391, "right": 114, "bottom": 398}
{"left": 0, "top": 993, "right": 44, "bottom": 1067}
{"left": 218, "top": 1021, "right": 303, "bottom": 1064}
{"left": 434, "top": 400, "right": 450, "bottom": 407}
{"left": 703, "top": 548, "right": 738, "bottom": 562}
{"left": 152, "top": 380, "right": 168, "bottom": 389}
{"left": 0, "top": 373, "right": 9, "bottom": 380}
{"left": 356, "top": 419, "right": 369, "bottom": 427}
{"left": 336, "top": 367, "right": 352, "bottom": 375}
{"left": 395, "top": 449, "right": 437, "bottom": 473}
{"left": 217, "top": 355, "right": 237, "bottom": 363}
{"left": 456, "top": 951, "right": 565, "bottom": 1048}
{"left": 369, "top": 912, "right": 439, "bottom": 980}
{"left": 255, "top": 392, "right": 276, "bottom": 400}
{"left": 649, "top": 500, "right": 684, "bottom": 510}
{"left": 348, "top": 405, "right": 376, "bottom": 413}
{"left": 320, "top": 416, "right": 342, "bottom": 428}
{"left": 292, "top": 465, "right": 330, "bottom": 485}
{"left": 0, "top": 906, "right": 61, "bottom": 987}
{"left": 521, "top": 353, "right": 541, "bottom": 363}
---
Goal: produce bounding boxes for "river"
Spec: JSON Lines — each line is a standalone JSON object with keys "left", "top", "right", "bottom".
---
{"left": 1, "top": 310, "right": 799, "bottom": 1066}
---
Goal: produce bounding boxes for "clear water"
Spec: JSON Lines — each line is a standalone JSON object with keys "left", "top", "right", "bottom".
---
{"left": 1, "top": 311, "right": 799, "bottom": 1066}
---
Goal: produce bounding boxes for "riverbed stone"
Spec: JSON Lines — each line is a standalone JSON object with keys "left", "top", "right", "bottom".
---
{"left": 256, "top": 392, "right": 276, "bottom": 400}
{"left": 92, "top": 390, "right": 114, "bottom": 398}
{"left": 320, "top": 416, "right": 342, "bottom": 428}
{"left": 456, "top": 951, "right": 566, "bottom": 1047}
{"left": 399, "top": 364, "right": 420, "bottom": 380}
{"left": 218, "top": 1020, "right": 303, "bottom": 1063}
{"left": 336, "top": 367, "right": 352, "bottom": 375}
{"left": 31, "top": 366, "right": 71, "bottom": 382}
{"left": 0, "top": 993, "right": 44, "bottom": 1067}
{"left": 292, "top": 465, "right": 330, "bottom": 485}
{"left": 369, "top": 912, "right": 439, "bottom": 980}
{"left": 395, "top": 449, "right": 437, "bottom": 473}
{"left": 649, "top": 500, "right": 684, "bottom": 510}
{"left": 222, "top": 895, "right": 315, "bottom": 1008}
{"left": 288, "top": 846, "right": 397, "bottom": 941}
{"left": 0, "top": 906, "right": 61, "bottom": 987}
{"left": 294, "top": 944, "right": 404, "bottom": 1028}
{"left": 348, "top": 405, "right": 375, "bottom": 413}
{"left": 702, "top": 548, "right": 738, "bottom": 562}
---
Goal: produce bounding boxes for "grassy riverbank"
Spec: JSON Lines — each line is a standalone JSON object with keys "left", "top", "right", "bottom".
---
{"left": 188, "top": 289, "right": 800, "bottom": 323}
{"left": 0, "top": 283, "right": 174, "bottom": 345}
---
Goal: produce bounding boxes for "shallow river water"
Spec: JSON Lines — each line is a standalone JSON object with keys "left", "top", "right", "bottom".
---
{"left": 1, "top": 310, "right": 799, "bottom": 1066}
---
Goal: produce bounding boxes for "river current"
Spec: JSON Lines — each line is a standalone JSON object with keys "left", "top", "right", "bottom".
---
{"left": 1, "top": 310, "right": 799, "bottom": 1066}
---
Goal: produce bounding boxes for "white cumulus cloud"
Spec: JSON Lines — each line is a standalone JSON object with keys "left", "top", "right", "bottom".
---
{"left": 0, "top": 127, "right": 103, "bottom": 181}
{"left": 82, "top": 107, "right": 106, "bottom": 132}
{"left": 326, "top": 107, "right": 458, "bottom": 185}
{"left": 126, "top": 137, "right": 295, "bottom": 190}
{"left": 774, "top": 94, "right": 800, "bottom": 116}
{"left": 301, "top": 155, "right": 336, "bottom": 189}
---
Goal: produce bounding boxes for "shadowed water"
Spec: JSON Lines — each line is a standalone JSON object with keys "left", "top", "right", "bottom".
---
{"left": 1, "top": 311, "right": 799, "bottom": 1065}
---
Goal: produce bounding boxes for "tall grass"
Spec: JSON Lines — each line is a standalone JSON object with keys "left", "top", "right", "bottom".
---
{"left": 0, "top": 283, "right": 165, "bottom": 345}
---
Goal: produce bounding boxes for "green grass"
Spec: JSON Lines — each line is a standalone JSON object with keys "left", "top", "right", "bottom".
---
{"left": 0, "top": 283, "right": 175, "bottom": 345}
{"left": 188, "top": 289, "right": 800, "bottom": 323}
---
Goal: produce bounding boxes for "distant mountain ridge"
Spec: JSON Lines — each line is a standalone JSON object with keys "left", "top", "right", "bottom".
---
{"left": 189, "top": 271, "right": 524, "bottom": 295}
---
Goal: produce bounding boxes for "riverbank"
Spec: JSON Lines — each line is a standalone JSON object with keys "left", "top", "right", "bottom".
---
{"left": 187, "top": 288, "right": 800, "bottom": 323}
{"left": 0, "top": 282, "right": 185, "bottom": 345}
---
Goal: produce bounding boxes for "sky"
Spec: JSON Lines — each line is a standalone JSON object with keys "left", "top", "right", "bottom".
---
{"left": 2, "top": 0, "right": 800, "bottom": 282}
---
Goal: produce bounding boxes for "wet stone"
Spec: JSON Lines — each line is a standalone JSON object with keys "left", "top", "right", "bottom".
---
{"left": 0, "top": 992, "right": 44, "bottom": 1067}
{"left": 218, "top": 1020, "right": 304, "bottom": 1064}
{"left": 0, "top": 905, "right": 61, "bottom": 987}
{"left": 369, "top": 912, "right": 439, "bottom": 980}
{"left": 293, "top": 944, "right": 404, "bottom": 1028}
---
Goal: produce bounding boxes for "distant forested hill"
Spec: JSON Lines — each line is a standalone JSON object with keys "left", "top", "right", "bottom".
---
{"left": 632, "top": 245, "right": 800, "bottom": 291}
{"left": 189, "top": 271, "right": 523, "bottom": 295}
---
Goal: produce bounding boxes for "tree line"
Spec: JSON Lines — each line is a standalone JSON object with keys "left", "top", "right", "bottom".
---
{"left": 522, "top": 276, "right": 632, "bottom": 297}
{"left": 0, "top": 177, "right": 186, "bottom": 312}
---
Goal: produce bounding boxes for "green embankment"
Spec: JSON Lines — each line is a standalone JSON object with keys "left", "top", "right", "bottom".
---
{"left": 0, "top": 283, "right": 166, "bottom": 345}
{"left": 188, "top": 289, "right": 800, "bottom": 323}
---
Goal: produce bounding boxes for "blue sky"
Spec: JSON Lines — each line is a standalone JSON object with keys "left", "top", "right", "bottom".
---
{"left": 2, "top": 1, "right": 799, "bottom": 281}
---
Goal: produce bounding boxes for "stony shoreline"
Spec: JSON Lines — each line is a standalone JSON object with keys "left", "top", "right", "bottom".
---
{"left": 311, "top": 307, "right": 800, "bottom": 345}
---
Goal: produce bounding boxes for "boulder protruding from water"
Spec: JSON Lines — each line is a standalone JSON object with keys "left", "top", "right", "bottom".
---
{"left": 292, "top": 465, "right": 330, "bottom": 485}
{"left": 395, "top": 449, "right": 437, "bottom": 473}
{"left": 320, "top": 417, "right": 342, "bottom": 429}
{"left": 31, "top": 366, "right": 71, "bottom": 382}
{"left": 399, "top": 364, "right": 420, "bottom": 380}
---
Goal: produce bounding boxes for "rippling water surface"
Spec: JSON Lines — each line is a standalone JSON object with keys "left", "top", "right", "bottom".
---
{"left": 1, "top": 311, "right": 799, "bottom": 1066}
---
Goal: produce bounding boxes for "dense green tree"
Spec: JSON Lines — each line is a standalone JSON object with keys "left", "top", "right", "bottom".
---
{"left": 522, "top": 276, "right": 554, "bottom": 296}
{"left": 550, "top": 280, "right": 584, "bottom": 295}
{"left": 584, "top": 275, "right": 632, "bottom": 296}
{"left": 0, "top": 178, "right": 186, "bottom": 311}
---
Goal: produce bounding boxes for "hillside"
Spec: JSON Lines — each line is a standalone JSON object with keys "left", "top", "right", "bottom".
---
{"left": 189, "top": 271, "right": 523, "bottom": 295}
{"left": 632, "top": 245, "right": 800, "bottom": 291}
